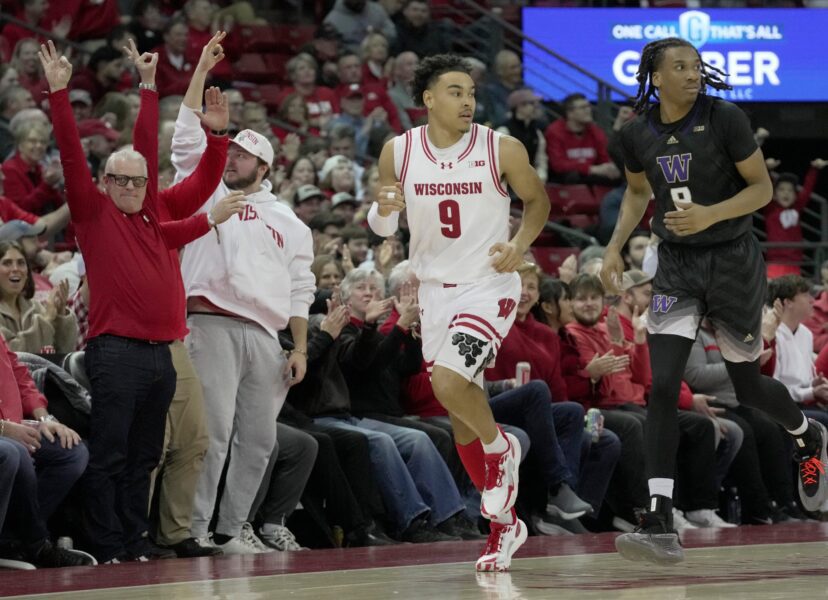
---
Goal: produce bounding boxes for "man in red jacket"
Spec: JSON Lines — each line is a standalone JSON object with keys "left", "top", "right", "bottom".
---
{"left": 566, "top": 274, "right": 720, "bottom": 529}
{"left": 545, "top": 93, "right": 620, "bottom": 185}
{"left": 40, "top": 39, "right": 239, "bottom": 564}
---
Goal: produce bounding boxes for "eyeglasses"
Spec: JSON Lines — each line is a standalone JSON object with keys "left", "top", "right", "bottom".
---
{"left": 105, "top": 173, "right": 148, "bottom": 188}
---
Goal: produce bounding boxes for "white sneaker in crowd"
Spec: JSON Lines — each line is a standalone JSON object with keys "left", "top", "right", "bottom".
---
{"left": 684, "top": 509, "right": 738, "bottom": 528}
{"left": 672, "top": 508, "right": 699, "bottom": 533}
{"left": 258, "top": 521, "right": 308, "bottom": 551}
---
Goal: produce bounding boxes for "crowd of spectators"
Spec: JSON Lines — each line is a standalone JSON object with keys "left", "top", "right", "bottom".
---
{"left": 0, "top": 0, "right": 826, "bottom": 570}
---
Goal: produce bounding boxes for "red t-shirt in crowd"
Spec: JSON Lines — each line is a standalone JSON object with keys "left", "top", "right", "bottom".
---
{"left": 280, "top": 86, "right": 338, "bottom": 124}
{"left": 544, "top": 119, "right": 610, "bottom": 176}
{"left": 44, "top": 0, "right": 120, "bottom": 41}
{"left": 154, "top": 45, "right": 194, "bottom": 98}
{"left": 764, "top": 167, "right": 819, "bottom": 265}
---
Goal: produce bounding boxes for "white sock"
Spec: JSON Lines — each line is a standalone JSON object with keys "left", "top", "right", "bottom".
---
{"left": 787, "top": 414, "right": 809, "bottom": 436}
{"left": 648, "top": 478, "right": 674, "bottom": 499}
{"left": 482, "top": 430, "right": 508, "bottom": 455}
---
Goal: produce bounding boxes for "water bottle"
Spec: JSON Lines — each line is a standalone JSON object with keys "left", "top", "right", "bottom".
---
{"left": 726, "top": 487, "right": 742, "bottom": 525}
{"left": 584, "top": 408, "right": 601, "bottom": 444}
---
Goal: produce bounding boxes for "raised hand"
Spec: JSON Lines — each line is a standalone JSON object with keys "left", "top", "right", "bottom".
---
{"left": 606, "top": 306, "right": 624, "bottom": 344}
{"left": 123, "top": 38, "right": 158, "bottom": 85}
{"left": 631, "top": 305, "right": 647, "bottom": 344}
{"left": 394, "top": 282, "right": 420, "bottom": 330}
{"left": 812, "top": 158, "right": 828, "bottom": 170}
{"left": 365, "top": 297, "right": 393, "bottom": 324}
{"left": 196, "top": 31, "right": 227, "bottom": 74}
{"left": 38, "top": 40, "right": 72, "bottom": 92}
{"left": 321, "top": 303, "right": 350, "bottom": 340}
{"left": 557, "top": 254, "right": 577, "bottom": 284}
{"left": 761, "top": 298, "right": 784, "bottom": 342}
{"left": 209, "top": 190, "right": 246, "bottom": 224}
{"left": 195, "top": 86, "right": 230, "bottom": 132}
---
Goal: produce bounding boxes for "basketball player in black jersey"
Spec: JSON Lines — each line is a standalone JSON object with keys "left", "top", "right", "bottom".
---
{"left": 600, "top": 37, "right": 827, "bottom": 564}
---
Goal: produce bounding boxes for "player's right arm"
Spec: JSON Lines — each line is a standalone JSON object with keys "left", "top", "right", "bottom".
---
{"left": 367, "top": 138, "right": 403, "bottom": 237}
{"left": 601, "top": 168, "right": 652, "bottom": 294}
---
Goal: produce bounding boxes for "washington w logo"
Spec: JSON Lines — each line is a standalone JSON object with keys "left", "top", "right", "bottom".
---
{"left": 651, "top": 295, "right": 678, "bottom": 314}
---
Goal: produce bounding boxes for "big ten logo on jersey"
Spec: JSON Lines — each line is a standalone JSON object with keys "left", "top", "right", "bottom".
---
{"left": 238, "top": 204, "right": 285, "bottom": 248}
{"left": 468, "top": 159, "right": 486, "bottom": 168}
{"left": 497, "top": 298, "right": 517, "bottom": 319}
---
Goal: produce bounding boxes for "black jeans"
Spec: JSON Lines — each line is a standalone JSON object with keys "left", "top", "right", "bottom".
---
{"left": 82, "top": 335, "right": 176, "bottom": 561}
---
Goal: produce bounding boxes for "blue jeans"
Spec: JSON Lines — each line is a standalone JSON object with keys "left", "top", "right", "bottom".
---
{"left": 0, "top": 438, "right": 20, "bottom": 528}
{"left": 82, "top": 335, "right": 176, "bottom": 561}
{"left": 489, "top": 381, "right": 583, "bottom": 490}
{"left": 314, "top": 416, "right": 464, "bottom": 532}
{"left": 0, "top": 435, "right": 88, "bottom": 545}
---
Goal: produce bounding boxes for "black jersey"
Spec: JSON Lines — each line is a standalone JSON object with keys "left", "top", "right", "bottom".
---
{"left": 619, "top": 95, "right": 759, "bottom": 246}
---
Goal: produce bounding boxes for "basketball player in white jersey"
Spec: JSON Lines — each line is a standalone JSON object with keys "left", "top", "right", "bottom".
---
{"left": 368, "top": 54, "right": 550, "bottom": 571}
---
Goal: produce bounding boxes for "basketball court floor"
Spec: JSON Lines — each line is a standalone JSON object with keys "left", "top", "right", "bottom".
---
{"left": 2, "top": 523, "right": 827, "bottom": 599}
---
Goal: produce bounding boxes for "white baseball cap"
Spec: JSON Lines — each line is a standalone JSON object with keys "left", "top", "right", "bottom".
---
{"left": 230, "top": 129, "right": 275, "bottom": 167}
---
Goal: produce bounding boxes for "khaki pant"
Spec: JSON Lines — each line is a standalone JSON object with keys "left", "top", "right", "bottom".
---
{"left": 152, "top": 340, "right": 209, "bottom": 546}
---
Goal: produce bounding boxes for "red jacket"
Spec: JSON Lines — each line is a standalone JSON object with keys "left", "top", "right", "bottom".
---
{"left": 764, "top": 167, "right": 819, "bottom": 265}
{"left": 1, "top": 153, "right": 63, "bottom": 214}
{"left": 618, "top": 312, "right": 693, "bottom": 410}
{"left": 565, "top": 320, "right": 649, "bottom": 408}
{"left": 50, "top": 87, "right": 212, "bottom": 341}
{"left": 544, "top": 119, "right": 610, "bottom": 176}
{"left": 484, "top": 314, "right": 568, "bottom": 402}
{"left": 558, "top": 326, "right": 595, "bottom": 405}
{"left": 0, "top": 335, "right": 47, "bottom": 423}
{"left": 803, "top": 290, "right": 828, "bottom": 353}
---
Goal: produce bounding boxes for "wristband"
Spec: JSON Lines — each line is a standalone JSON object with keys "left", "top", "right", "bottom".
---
{"left": 138, "top": 82, "right": 157, "bottom": 91}
{"left": 211, "top": 128, "right": 228, "bottom": 136}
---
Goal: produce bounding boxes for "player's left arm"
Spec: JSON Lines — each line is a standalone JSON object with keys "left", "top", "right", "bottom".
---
{"left": 490, "top": 135, "right": 551, "bottom": 272}
{"left": 664, "top": 148, "right": 772, "bottom": 237}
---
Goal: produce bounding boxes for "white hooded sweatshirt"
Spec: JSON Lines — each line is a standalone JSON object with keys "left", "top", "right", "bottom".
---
{"left": 172, "top": 105, "right": 315, "bottom": 339}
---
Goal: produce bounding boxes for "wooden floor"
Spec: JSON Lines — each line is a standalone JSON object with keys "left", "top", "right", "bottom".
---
{"left": 2, "top": 523, "right": 828, "bottom": 599}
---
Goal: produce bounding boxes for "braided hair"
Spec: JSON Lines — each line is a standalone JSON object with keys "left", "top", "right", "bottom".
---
{"left": 632, "top": 37, "right": 731, "bottom": 114}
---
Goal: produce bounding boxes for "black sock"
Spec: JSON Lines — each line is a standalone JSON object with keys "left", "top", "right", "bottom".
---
{"left": 212, "top": 533, "right": 232, "bottom": 545}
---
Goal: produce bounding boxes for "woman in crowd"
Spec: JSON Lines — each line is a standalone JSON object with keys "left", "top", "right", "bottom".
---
{"left": 2, "top": 121, "right": 63, "bottom": 214}
{"left": 0, "top": 241, "right": 78, "bottom": 354}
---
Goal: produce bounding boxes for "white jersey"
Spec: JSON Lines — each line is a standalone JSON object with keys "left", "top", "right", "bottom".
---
{"left": 394, "top": 124, "right": 510, "bottom": 284}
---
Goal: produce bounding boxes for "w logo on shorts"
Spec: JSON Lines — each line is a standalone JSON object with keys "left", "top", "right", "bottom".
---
{"left": 497, "top": 298, "right": 517, "bottom": 319}
{"left": 652, "top": 294, "right": 678, "bottom": 313}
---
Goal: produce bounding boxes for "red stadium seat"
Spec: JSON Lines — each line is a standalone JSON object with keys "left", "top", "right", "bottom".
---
{"left": 233, "top": 53, "right": 270, "bottom": 82}
{"left": 242, "top": 84, "right": 282, "bottom": 111}
{"left": 547, "top": 184, "right": 600, "bottom": 215}
{"left": 271, "top": 24, "right": 317, "bottom": 53}
{"left": 531, "top": 246, "right": 580, "bottom": 277}
{"left": 237, "top": 25, "right": 280, "bottom": 52}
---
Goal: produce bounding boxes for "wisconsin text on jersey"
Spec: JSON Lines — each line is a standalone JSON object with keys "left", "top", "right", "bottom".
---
{"left": 413, "top": 182, "right": 485, "bottom": 196}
